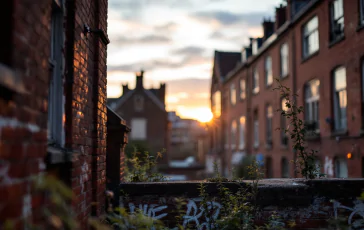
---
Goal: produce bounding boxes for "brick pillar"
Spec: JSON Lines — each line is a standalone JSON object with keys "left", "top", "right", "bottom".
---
{"left": 106, "top": 107, "right": 130, "bottom": 209}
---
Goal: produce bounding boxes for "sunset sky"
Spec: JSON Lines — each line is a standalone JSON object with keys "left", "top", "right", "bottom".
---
{"left": 107, "top": 0, "right": 283, "bottom": 122}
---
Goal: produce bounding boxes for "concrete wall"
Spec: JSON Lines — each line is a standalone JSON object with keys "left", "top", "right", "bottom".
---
{"left": 119, "top": 179, "right": 364, "bottom": 229}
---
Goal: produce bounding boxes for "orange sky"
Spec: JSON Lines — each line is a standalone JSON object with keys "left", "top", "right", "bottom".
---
{"left": 106, "top": 0, "right": 283, "bottom": 122}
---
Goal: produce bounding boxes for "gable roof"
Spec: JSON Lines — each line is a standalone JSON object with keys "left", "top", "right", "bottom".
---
{"left": 109, "top": 89, "right": 165, "bottom": 112}
{"left": 214, "top": 50, "right": 241, "bottom": 78}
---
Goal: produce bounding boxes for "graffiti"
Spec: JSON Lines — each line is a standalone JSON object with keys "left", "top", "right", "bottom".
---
{"left": 128, "top": 203, "right": 168, "bottom": 220}
{"left": 324, "top": 156, "right": 334, "bottom": 177}
{"left": 333, "top": 199, "right": 364, "bottom": 228}
{"left": 183, "top": 199, "right": 221, "bottom": 230}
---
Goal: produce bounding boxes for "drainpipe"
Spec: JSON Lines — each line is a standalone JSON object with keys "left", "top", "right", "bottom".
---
{"left": 291, "top": 29, "right": 298, "bottom": 178}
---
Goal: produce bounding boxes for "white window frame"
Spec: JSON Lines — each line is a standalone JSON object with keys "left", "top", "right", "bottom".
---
{"left": 239, "top": 116, "right": 245, "bottom": 150}
{"left": 329, "top": 0, "right": 344, "bottom": 41}
{"left": 281, "top": 98, "right": 288, "bottom": 145}
{"left": 360, "top": 0, "right": 364, "bottom": 25}
{"left": 333, "top": 67, "right": 347, "bottom": 131}
{"left": 302, "top": 16, "right": 319, "bottom": 58}
{"left": 230, "top": 120, "right": 237, "bottom": 150}
{"left": 230, "top": 83, "right": 236, "bottom": 106}
{"left": 266, "top": 105, "right": 273, "bottom": 143}
{"left": 334, "top": 157, "right": 348, "bottom": 178}
{"left": 265, "top": 56, "right": 273, "bottom": 86}
{"left": 253, "top": 114, "right": 259, "bottom": 148}
{"left": 130, "top": 118, "right": 147, "bottom": 140}
{"left": 240, "top": 78, "right": 246, "bottom": 100}
{"left": 252, "top": 68, "right": 259, "bottom": 94}
{"left": 305, "top": 79, "right": 320, "bottom": 132}
{"left": 280, "top": 43, "right": 289, "bottom": 78}
{"left": 48, "top": 1, "right": 65, "bottom": 147}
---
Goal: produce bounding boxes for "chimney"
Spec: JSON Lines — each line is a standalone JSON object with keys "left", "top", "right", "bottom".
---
{"left": 159, "top": 83, "right": 166, "bottom": 105}
{"left": 262, "top": 18, "right": 275, "bottom": 41}
{"left": 122, "top": 83, "right": 129, "bottom": 95}
{"left": 136, "top": 69, "right": 144, "bottom": 89}
{"left": 275, "top": 4, "right": 287, "bottom": 30}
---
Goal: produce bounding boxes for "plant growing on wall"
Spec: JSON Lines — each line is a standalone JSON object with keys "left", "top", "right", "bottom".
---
{"left": 273, "top": 79, "right": 322, "bottom": 179}
{"left": 124, "top": 148, "right": 167, "bottom": 182}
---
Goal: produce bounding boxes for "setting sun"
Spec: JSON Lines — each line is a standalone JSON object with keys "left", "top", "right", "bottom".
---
{"left": 177, "top": 107, "right": 213, "bottom": 123}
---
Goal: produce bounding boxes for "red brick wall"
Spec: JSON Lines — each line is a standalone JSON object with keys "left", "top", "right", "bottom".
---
{"left": 0, "top": 1, "right": 52, "bottom": 228}
{"left": 0, "top": 0, "right": 109, "bottom": 228}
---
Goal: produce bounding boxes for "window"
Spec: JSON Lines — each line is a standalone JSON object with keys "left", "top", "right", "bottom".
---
{"left": 230, "top": 83, "right": 236, "bottom": 105}
{"left": 281, "top": 157, "right": 289, "bottom": 178}
{"left": 48, "top": 2, "right": 65, "bottom": 146}
{"left": 252, "top": 39, "right": 259, "bottom": 55}
{"left": 265, "top": 56, "right": 273, "bottom": 86}
{"left": 134, "top": 95, "right": 144, "bottom": 112}
{"left": 212, "top": 91, "right": 221, "bottom": 118}
{"left": 280, "top": 43, "right": 289, "bottom": 78}
{"left": 302, "top": 16, "right": 319, "bottom": 58}
{"left": 329, "top": 0, "right": 344, "bottom": 42}
{"left": 334, "top": 157, "right": 348, "bottom": 178}
{"left": 305, "top": 79, "right": 320, "bottom": 133}
{"left": 239, "top": 79, "right": 246, "bottom": 100}
{"left": 252, "top": 68, "right": 259, "bottom": 94}
{"left": 130, "top": 118, "right": 147, "bottom": 140}
{"left": 281, "top": 98, "right": 289, "bottom": 146}
{"left": 360, "top": 0, "right": 364, "bottom": 25}
{"left": 231, "top": 120, "right": 237, "bottom": 149}
{"left": 333, "top": 67, "right": 347, "bottom": 131}
{"left": 254, "top": 111, "right": 259, "bottom": 148}
{"left": 266, "top": 105, "right": 273, "bottom": 145}
{"left": 239, "top": 116, "right": 246, "bottom": 150}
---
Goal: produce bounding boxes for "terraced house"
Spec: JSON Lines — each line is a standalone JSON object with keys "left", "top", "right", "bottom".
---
{"left": 209, "top": 0, "right": 364, "bottom": 178}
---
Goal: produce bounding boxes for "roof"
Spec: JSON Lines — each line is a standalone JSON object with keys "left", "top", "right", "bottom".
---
{"left": 108, "top": 89, "right": 165, "bottom": 112}
{"left": 214, "top": 50, "right": 241, "bottom": 78}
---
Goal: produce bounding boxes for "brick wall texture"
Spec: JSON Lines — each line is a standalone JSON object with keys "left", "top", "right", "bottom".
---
{"left": 0, "top": 0, "right": 109, "bottom": 228}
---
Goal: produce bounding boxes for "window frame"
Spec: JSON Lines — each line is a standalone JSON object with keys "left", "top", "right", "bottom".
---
{"left": 332, "top": 66, "right": 347, "bottom": 132}
{"left": 239, "top": 116, "right": 246, "bottom": 150}
{"left": 281, "top": 98, "right": 289, "bottom": 146}
{"left": 265, "top": 56, "right": 273, "bottom": 87}
{"left": 360, "top": 0, "right": 364, "bottom": 25}
{"left": 329, "top": 0, "right": 344, "bottom": 42}
{"left": 266, "top": 104, "right": 273, "bottom": 145}
{"left": 302, "top": 15, "right": 319, "bottom": 58}
{"left": 334, "top": 157, "right": 348, "bottom": 178}
{"left": 239, "top": 78, "right": 246, "bottom": 100}
{"left": 230, "top": 119, "right": 237, "bottom": 150}
{"left": 230, "top": 83, "right": 236, "bottom": 106}
{"left": 304, "top": 79, "right": 320, "bottom": 133}
{"left": 252, "top": 68, "right": 260, "bottom": 94}
{"left": 280, "top": 43, "right": 289, "bottom": 78}
{"left": 130, "top": 118, "right": 147, "bottom": 140}
{"left": 48, "top": 2, "right": 65, "bottom": 147}
{"left": 253, "top": 111, "right": 259, "bottom": 148}
{"left": 281, "top": 157, "right": 290, "bottom": 178}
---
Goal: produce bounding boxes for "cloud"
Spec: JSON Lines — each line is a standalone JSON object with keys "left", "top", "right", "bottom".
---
{"left": 108, "top": 59, "right": 181, "bottom": 72}
{"left": 113, "top": 34, "right": 172, "bottom": 46}
{"left": 190, "top": 11, "right": 268, "bottom": 26}
{"left": 154, "top": 22, "right": 178, "bottom": 32}
{"left": 171, "top": 46, "right": 206, "bottom": 56}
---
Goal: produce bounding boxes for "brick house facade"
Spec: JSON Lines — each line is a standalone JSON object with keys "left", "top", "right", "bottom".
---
{"left": 209, "top": 0, "right": 364, "bottom": 178}
{"left": 0, "top": 0, "right": 114, "bottom": 228}
{"left": 108, "top": 71, "right": 169, "bottom": 165}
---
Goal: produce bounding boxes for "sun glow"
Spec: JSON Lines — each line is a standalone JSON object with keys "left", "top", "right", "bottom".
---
{"left": 178, "top": 107, "right": 213, "bottom": 123}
